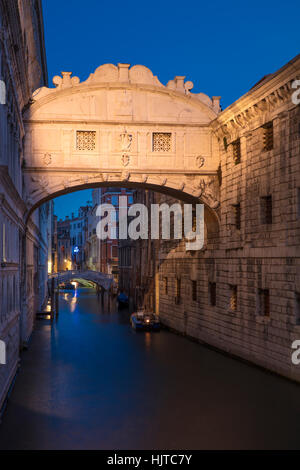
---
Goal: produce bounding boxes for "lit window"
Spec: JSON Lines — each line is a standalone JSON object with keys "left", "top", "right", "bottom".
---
{"left": 230, "top": 285, "right": 237, "bottom": 312}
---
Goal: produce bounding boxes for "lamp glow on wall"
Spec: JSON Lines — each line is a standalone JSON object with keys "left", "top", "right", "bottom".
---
{"left": 48, "top": 261, "right": 52, "bottom": 274}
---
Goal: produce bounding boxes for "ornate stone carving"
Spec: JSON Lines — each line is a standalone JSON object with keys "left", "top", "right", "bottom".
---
{"left": 194, "top": 176, "right": 220, "bottom": 209}
{"left": 120, "top": 130, "right": 133, "bottom": 152}
{"left": 121, "top": 154, "right": 130, "bottom": 167}
{"left": 29, "top": 176, "right": 50, "bottom": 197}
{"left": 76, "top": 131, "right": 96, "bottom": 151}
{"left": 122, "top": 171, "right": 130, "bottom": 182}
{"left": 196, "top": 156, "right": 205, "bottom": 168}
{"left": 53, "top": 72, "right": 80, "bottom": 89}
{"left": 43, "top": 153, "right": 52, "bottom": 166}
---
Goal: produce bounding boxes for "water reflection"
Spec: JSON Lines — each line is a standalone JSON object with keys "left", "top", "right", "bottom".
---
{"left": 1, "top": 287, "right": 300, "bottom": 450}
{"left": 70, "top": 289, "right": 79, "bottom": 313}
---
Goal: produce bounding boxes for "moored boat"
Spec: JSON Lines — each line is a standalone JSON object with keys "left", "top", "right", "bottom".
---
{"left": 117, "top": 292, "right": 129, "bottom": 309}
{"left": 130, "top": 311, "right": 160, "bottom": 331}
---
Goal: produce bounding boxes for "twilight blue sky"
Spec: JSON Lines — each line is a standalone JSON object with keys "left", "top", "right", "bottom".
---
{"left": 42, "top": 0, "right": 299, "bottom": 219}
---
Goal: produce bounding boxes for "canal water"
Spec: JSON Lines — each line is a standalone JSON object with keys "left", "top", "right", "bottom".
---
{"left": 0, "top": 287, "right": 300, "bottom": 450}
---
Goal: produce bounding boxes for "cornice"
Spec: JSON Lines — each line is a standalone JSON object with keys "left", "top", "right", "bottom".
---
{"left": 26, "top": 81, "right": 219, "bottom": 122}
{"left": 211, "top": 54, "right": 300, "bottom": 140}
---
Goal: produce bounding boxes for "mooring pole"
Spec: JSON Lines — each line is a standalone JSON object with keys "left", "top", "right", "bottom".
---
{"left": 51, "top": 277, "right": 55, "bottom": 321}
{"left": 56, "top": 282, "right": 59, "bottom": 319}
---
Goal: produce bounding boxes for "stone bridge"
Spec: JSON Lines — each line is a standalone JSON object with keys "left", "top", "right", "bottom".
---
{"left": 48, "top": 270, "right": 115, "bottom": 291}
{"left": 23, "top": 63, "right": 222, "bottom": 230}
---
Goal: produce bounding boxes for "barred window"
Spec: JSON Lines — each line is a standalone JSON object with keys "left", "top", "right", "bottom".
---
{"left": 258, "top": 289, "right": 270, "bottom": 316}
{"left": 262, "top": 122, "right": 273, "bottom": 151}
{"left": 261, "top": 195, "right": 272, "bottom": 224}
{"left": 230, "top": 285, "right": 237, "bottom": 312}
{"left": 153, "top": 133, "right": 172, "bottom": 152}
{"left": 232, "top": 138, "right": 241, "bottom": 164}
{"left": 164, "top": 277, "right": 168, "bottom": 295}
{"left": 76, "top": 131, "right": 96, "bottom": 151}
{"left": 295, "top": 292, "right": 300, "bottom": 325}
{"left": 192, "top": 280, "right": 197, "bottom": 301}
{"left": 175, "top": 278, "right": 181, "bottom": 304}
{"left": 233, "top": 203, "right": 241, "bottom": 230}
{"left": 209, "top": 282, "right": 216, "bottom": 306}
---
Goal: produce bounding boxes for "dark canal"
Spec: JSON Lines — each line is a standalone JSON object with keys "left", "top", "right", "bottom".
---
{"left": 0, "top": 288, "right": 299, "bottom": 450}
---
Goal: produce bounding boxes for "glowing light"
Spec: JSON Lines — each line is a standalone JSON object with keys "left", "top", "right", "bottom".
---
{"left": 48, "top": 261, "right": 52, "bottom": 274}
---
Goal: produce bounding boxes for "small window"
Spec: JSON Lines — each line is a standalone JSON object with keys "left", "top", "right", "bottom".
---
{"left": 258, "top": 289, "right": 270, "bottom": 316}
{"left": 175, "top": 278, "right": 181, "bottom": 305}
{"left": 232, "top": 138, "right": 241, "bottom": 164}
{"left": 76, "top": 131, "right": 96, "bottom": 151}
{"left": 153, "top": 133, "right": 172, "bottom": 152}
{"left": 262, "top": 122, "right": 273, "bottom": 151}
{"left": 233, "top": 203, "right": 241, "bottom": 230}
{"left": 229, "top": 285, "right": 237, "bottom": 312}
{"left": 295, "top": 292, "right": 300, "bottom": 326}
{"left": 192, "top": 281, "right": 197, "bottom": 301}
{"left": 261, "top": 195, "right": 272, "bottom": 224}
{"left": 209, "top": 282, "right": 216, "bottom": 306}
{"left": 164, "top": 277, "right": 168, "bottom": 295}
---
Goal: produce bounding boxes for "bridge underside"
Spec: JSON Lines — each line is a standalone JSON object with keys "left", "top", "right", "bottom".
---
{"left": 49, "top": 271, "right": 114, "bottom": 291}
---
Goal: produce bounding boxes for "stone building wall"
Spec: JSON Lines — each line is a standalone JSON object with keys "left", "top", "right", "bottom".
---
{"left": 129, "top": 57, "right": 300, "bottom": 383}
{"left": 0, "top": 0, "right": 48, "bottom": 411}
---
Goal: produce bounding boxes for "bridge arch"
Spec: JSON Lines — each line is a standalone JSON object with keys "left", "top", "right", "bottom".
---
{"left": 23, "top": 63, "right": 221, "bottom": 235}
{"left": 49, "top": 270, "right": 114, "bottom": 291}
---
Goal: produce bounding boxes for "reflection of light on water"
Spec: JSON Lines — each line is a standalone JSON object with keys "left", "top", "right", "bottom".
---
{"left": 63, "top": 293, "right": 70, "bottom": 301}
{"left": 70, "top": 290, "right": 78, "bottom": 313}
{"left": 145, "top": 332, "right": 151, "bottom": 349}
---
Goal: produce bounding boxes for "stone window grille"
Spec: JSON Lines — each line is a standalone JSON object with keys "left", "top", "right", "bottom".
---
{"left": 76, "top": 131, "right": 96, "bottom": 151}
{"left": 192, "top": 280, "right": 197, "bottom": 302}
{"left": 258, "top": 289, "right": 270, "bottom": 316}
{"left": 295, "top": 292, "right": 300, "bottom": 325}
{"left": 152, "top": 133, "right": 172, "bottom": 152}
{"left": 232, "top": 138, "right": 241, "bottom": 164}
{"left": 209, "top": 282, "right": 216, "bottom": 306}
{"left": 230, "top": 285, "right": 237, "bottom": 311}
{"left": 261, "top": 195, "right": 273, "bottom": 224}
{"left": 233, "top": 203, "right": 241, "bottom": 230}
{"left": 262, "top": 121, "right": 273, "bottom": 151}
{"left": 175, "top": 278, "right": 181, "bottom": 305}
